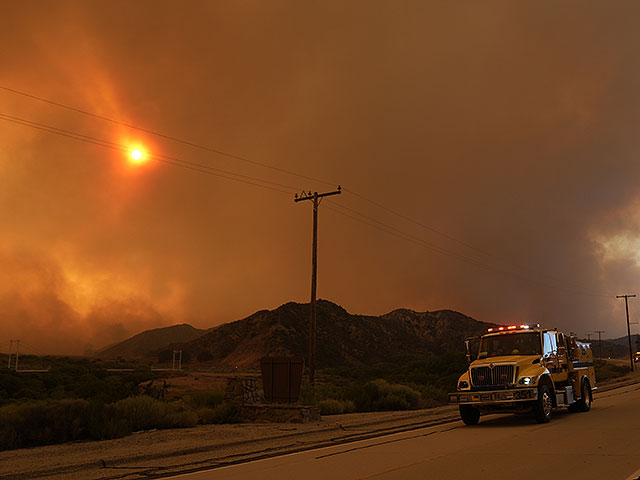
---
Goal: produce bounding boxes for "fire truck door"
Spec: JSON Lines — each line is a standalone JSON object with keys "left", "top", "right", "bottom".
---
{"left": 554, "top": 332, "right": 569, "bottom": 382}
{"left": 543, "top": 332, "right": 560, "bottom": 377}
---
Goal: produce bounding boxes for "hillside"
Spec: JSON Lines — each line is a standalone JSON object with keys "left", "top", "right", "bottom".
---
{"left": 98, "top": 301, "right": 634, "bottom": 367}
{"left": 182, "top": 300, "right": 495, "bottom": 369}
{"left": 96, "top": 324, "right": 208, "bottom": 359}
{"left": 603, "top": 334, "right": 639, "bottom": 348}
{"left": 584, "top": 334, "right": 639, "bottom": 359}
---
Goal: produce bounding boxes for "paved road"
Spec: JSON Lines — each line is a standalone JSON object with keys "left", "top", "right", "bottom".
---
{"left": 167, "top": 383, "right": 640, "bottom": 480}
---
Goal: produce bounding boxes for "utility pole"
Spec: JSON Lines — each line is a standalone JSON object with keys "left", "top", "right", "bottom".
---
{"left": 7, "top": 340, "right": 19, "bottom": 371}
{"left": 295, "top": 186, "right": 342, "bottom": 386}
{"left": 585, "top": 333, "right": 592, "bottom": 341}
{"left": 594, "top": 330, "right": 605, "bottom": 359}
{"left": 617, "top": 294, "right": 636, "bottom": 372}
{"left": 172, "top": 350, "right": 182, "bottom": 371}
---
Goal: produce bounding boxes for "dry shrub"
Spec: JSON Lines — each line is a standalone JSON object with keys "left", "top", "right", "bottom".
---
{"left": 196, "top": 403, "right": 239, "bottom": 424}
{"left": 317, "top": 399, "right": 356, "bottom": 415}
{"left": 0, "top": 396, "right": 198, "bottom": 451}
{"left": 188, "top": 389, "right": 225, "bottom": 409}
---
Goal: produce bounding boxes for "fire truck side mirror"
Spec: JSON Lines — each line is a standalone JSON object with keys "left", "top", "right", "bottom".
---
{"left": 464, "top": 336, "right": 480, "bottom": 364}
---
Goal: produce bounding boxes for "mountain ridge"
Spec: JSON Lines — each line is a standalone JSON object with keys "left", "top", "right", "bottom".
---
{"left": 96, "top": 323, "right": 208, "bottom": 359}
{"left": 98, "top": 300, "right": 497, "bottom": 368}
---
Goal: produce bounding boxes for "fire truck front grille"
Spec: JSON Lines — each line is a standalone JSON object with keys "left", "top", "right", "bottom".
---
{"left": 471, "top": 365, "right": 515, "bottom": 388}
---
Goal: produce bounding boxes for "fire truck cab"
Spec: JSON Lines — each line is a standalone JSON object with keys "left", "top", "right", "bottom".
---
{"left": 449, "top": 324, "right": 596, "bottom": 424}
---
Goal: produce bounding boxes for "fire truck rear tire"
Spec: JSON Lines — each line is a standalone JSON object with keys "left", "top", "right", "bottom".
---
{"left": 459, "top": 405, "right": 480, "bottom": 425}
{"left": 533, "top": 384, "right": 552, "bottom": 423}
{"left": 576, "top": 380, "right": 592, "bottom": 412}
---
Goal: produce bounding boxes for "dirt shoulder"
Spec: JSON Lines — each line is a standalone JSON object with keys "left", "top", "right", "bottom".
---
{"left": 1, "top": 373, "right": 636, "bottom": 480}
{"left": 0, "top": 406, "right": 460, "bottom": 480}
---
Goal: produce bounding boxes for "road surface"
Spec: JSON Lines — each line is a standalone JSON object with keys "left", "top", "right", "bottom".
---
{"left": 166, "top": 383, "right": 640, "bottom": 480}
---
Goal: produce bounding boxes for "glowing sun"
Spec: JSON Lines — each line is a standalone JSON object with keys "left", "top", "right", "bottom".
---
{"left": 129, "top": 149, "right": 146, "bottom": 164}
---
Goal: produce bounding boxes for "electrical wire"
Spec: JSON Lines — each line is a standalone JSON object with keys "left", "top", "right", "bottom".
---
{"left": 1, "top": 110, "right": 500, "bottom": 274}
{"left": 324, "top": 201, "right": 615, "bottom": 299}
{"left": 340, "top": 188, "right": 618, "bottom": 298}
{"left": 17, "top": 341, "right": 44, "bottom": 356}
{"left": 2, "top": 111, "right": 615, "bottom": 299}
{"left": 2, "top": 85, "right": 605, "bottom": 295}
{"left": 343, "top": 186, "right": 494, "bottom": 258}
{"left": 0, "top": 113, "right": 297, "bottom": 195}
{"left": 14, "top": 341, "right": 49, "bottom": 369}
{"left": 0, "top": 87, "right": 620, "bottom": 300}
{"left": 1, "top": 83, "right": 505, "bottom": 263}
{"left": 326, "top": 201, "right": 493, "bottom": 267}
{"left": 0, "top": 84, "right": 338, "bottom": 188}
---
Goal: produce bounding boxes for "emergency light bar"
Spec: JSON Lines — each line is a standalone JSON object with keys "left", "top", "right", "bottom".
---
{"left": 487, "top": 324, "right": 539, "bottom": 333}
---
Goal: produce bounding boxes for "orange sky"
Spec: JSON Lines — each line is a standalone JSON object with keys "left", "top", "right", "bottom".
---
{"left": 2, "top": 1, "right": 640, "bottom": 354}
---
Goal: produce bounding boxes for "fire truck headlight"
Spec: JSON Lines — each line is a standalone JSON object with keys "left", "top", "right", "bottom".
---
{"left": 518, "top": 376, "right": 537, "bottom": 385}
{"left": 458, "top": 381, "right": 469, "bottom": 389}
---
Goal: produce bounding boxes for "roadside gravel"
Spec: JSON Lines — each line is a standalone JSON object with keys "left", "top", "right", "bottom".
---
{"left": 0, "top": 406, "right": 460, "bottom": 480}
{"left": 1, "top": 372, "right": 637, "bottom": 480}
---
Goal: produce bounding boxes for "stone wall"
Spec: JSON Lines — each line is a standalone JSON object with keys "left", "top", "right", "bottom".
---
{"left": 224, "top": 375, "right": 321, "bottom": 423}
{"left": 240, "top": 405, "right": 321, "bottom": 423}
{"left": 224, "top": 377, "right": 261, "bottom": 406}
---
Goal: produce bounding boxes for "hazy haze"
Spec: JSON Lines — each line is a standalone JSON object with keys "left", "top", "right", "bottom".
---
{"left": 2, "top": 1, "right": 640, "bottom": 354}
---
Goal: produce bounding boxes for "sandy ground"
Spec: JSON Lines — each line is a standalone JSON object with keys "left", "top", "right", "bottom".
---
{"left": 1, "top": 370, "right": 638, "bottom": 480}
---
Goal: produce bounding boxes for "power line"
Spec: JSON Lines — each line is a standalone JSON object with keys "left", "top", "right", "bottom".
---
{"left": 324, "top": 204, "right": 496, "bottom": 268}
{"left": 8, "top": 341, "right": 49, "bottom": 371}
{"left": 343, "top": 186, "right": 491, "bottom": 258}
{"left": 0, "top": 89, "right": 620, "bottom": 300}
{"left": 1, "top": 111, "right": 495, "bottom": 271}
{"left": 3, "top": 108, "right": 612, "bottom": 299}
{"left": 2, "top": 85, "right": 612, "bottom": 297}
{"left": 342, "top": 187, "right": 616, "bottom": 298}
{"left": 0, "top": 112, "right": 298, "bottom": 192}
{"left": 325, "top": 201, "right": 614, "bottom": 299}
{"left": 17, "top": 341, "right": 42, "bottom": 356}
{"left": 326, "top": 201, "right": 500, "bottom": 269}
{"left": 0, "top": 113, "right": 296, "bottom": 195}
{"left": 324, "top": 203, "right": 510, "bottom": 276}
{"left": 0, "top": 84, "right": 338, "bottom": 188}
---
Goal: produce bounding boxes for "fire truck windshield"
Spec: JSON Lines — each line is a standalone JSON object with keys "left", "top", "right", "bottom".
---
{"left": 479, "top": 332, "right": 541, "bottom": 358}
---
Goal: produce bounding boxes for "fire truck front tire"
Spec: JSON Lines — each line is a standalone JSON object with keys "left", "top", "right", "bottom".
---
{"left": 576, "top": 380, "right": 592, "bottom": 412}
{"left": 459, "top": 405, "right": 480, "bottom": 425}
{"left": 533, "top": 384, "right": 553, "bottom": 423}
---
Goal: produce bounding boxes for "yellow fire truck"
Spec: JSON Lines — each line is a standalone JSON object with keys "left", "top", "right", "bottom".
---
{"left": 449, "top": 324, "right": 596, "bottom": 424}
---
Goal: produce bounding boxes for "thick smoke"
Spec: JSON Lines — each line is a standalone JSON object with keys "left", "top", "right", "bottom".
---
{"left": 0, "top": 248, "right": 169, "bottom": 355}
{"left": 2, "top": 1, "right": 640, "bottom": 354}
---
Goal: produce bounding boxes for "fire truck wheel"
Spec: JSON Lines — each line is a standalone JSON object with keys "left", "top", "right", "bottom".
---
{"left": 576, "top": 380, "right": 592, "bottom": 412}
{"left": 534, "top": 384, "right": 553, "bottom": 423}
{"left": 459, "top": 405, "right": 480, "bottom": 425}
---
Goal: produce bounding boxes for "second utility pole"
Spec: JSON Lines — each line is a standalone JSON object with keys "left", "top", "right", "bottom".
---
{"left": 295, "top": 186, "right": 341, "bottom": 386}
{"left": 594, "top": 330, "right": 605, "bottom": 359}
{"left": 617, "top": 294, "right": 636, "bottom": 372}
